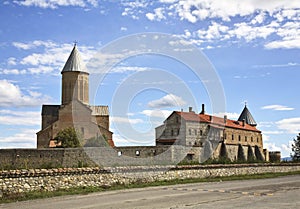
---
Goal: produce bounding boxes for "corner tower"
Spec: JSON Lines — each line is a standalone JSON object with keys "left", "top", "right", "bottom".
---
{"left": 61, "top": 44, "right": 89, "bottom": 105}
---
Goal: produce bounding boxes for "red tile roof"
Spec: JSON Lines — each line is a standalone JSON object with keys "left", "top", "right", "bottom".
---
{"left": 175, "top": 111, "right": 261, "bottom": 133}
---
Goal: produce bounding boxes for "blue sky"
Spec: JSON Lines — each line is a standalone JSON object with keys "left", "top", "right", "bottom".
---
{"left": 0, "top": 0, "right": 299, "bottom": 157}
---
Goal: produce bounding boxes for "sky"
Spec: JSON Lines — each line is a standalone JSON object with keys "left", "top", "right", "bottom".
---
{"left": 0, "top": 0, "right": 299, "bottom": 158}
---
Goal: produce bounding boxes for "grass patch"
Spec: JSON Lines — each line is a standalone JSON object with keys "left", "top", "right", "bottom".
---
{"left": 1, "top": 170, "right": 300, "bottom": 204}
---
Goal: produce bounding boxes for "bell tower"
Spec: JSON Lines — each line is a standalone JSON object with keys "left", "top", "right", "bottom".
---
{"left": 61, "top": 44, "right": 89, "bottom": 105}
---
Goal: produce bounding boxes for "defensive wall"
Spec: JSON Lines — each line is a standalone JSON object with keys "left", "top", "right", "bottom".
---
{"left": 0, "top": 143, "right": 267, "bottom": 170}
{"left": 1, "top": 163, "right": 300, "bottom": 197}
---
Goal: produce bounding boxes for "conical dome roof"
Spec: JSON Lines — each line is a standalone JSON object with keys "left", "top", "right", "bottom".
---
{"left": 238, "top": 105, "right": 257, "bottom": 126}
{"left": 61, "top": 44, "right": 88, "bottom": 73}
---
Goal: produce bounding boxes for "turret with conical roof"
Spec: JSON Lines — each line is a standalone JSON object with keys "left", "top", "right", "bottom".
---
{"left": 238, "top": 104, "right": 257, "bottom": 126}
{"left": 61, "top": 44, "right": 89, "bottom": 105}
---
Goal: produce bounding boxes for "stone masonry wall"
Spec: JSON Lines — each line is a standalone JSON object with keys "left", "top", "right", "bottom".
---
{"left": 0, "top": 163, "right": 300, "bottom": 197}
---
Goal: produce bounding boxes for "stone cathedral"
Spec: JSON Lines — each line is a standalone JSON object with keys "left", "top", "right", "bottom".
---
{"left": 37, "top": 44, "right": 114, "bottom": 148}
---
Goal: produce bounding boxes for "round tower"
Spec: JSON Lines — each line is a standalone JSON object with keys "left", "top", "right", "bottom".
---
{"left": 61, "top": 44, "right": 89, "bottom": 105}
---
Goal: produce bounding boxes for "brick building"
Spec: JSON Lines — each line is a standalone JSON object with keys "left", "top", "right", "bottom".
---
{"left": 37, "top": 44, "right": 114, "bottom": 148}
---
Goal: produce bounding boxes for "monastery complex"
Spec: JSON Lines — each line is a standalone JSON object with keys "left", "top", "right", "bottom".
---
{"left": 35, "top": 44, "right": 277, "bottom": 163}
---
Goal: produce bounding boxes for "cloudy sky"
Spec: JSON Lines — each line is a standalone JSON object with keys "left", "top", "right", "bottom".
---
{"left": 0, "top": 0, "right": 299, "bottom": 157}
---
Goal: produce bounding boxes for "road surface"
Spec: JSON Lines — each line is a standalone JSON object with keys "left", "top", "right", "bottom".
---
{"left": 1, "top": 175, "right": 300, "bottom": 209}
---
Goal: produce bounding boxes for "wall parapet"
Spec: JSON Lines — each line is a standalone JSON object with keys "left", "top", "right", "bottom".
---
{"left": 1, "top": 163, "right": 300, "bottom": 197}
{"left": 1, "top": 163, "right": 300, "bottom": 178}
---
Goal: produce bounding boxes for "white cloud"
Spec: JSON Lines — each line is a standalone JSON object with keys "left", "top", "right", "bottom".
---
{"left": 263, "top": 131, "right": 284, "bottom": 135}
{"left": 265, "top": 38, "right": 300, "bottom": 49}
{"left": 196, "top": 22, "right": 229, "bottom": 40}
{"left": 120, "top": 27, "right": 127, "bottom": 31}
{"left": 253, "top": 62, "right": 300, "bottom": 68}
{"left": 0, "top": 79, "right": 51, "bottom": 107}
{"left": 9, "top": 41, "right": 96, "bottom": 75}
{"left": 0, "top": 110, "right": 40, "bottom": 126}
{"left": 7, "top": 57, "right": 17, "bottom": 65}
{"left": 110, "top": 66, "right": 149, "bottom": 73}
{"left": 251, "top": 12, "right": 265, "bottom": 25}
{"left": 111, "top": 116, "right": 143, "bottom": 125}
{"left": 262, "top": 105, "right": 294, "bottom": 111}
{"left": 12, "top": 40, "right": 57, "bottom": 50}
{"left": 146, "top": 7, "right": 166, "bottom": 21}
{"left": 264, "top": 142, "right": 281, "bottom": 151}
{"left": 276, "top": 117, "right": 300, "bottom": 134}
{"left": 164, "top": 0, "right": 300, "bottom": 23}
{"left": 0, "top": 68, "right": 27, "bottom": 75}
{"left": 214, "top": 112, "right": 239, "bottom": 120}
{"left": 141, "top": 109, "right": 172, "bottom": 118}
{"left": 148, "top": 94, "right": 186, "bottom": 108}
{"left": 122, "top": 0, "right": 300, "bottom": 49}
{"left": 0, "top": 129, "right": 37, "bottom": 148}
{"left": 13, "top": 0, "right": 98, "bottom": 9}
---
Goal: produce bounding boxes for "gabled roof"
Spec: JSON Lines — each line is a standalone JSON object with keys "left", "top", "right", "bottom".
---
{"left": 172, "top": 111, "right": 260, "bottom": 132}
{"left": 237, "top": 105, "right": 257, "bottom": 126}
{"left": 61, "top": 44, "right": 88, "bottom": 73}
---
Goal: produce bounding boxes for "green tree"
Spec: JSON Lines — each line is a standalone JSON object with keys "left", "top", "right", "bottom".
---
{"left": 291, "top": 133, "right": 300, "bottom": 162}
{"left": 54, "top": 127, "right": 82, "bottom": 148}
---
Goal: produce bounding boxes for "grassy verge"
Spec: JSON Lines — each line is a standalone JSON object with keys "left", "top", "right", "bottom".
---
{"left": 1, "top": 170, "right": 300, "bottom": 204}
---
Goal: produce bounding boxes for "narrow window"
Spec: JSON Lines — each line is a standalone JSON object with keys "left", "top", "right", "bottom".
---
{"left": 200, "top": 130, "right": 203, "bottom": 136}
{"left": 238, "top": 135, "right": 241, "bottom": 141}
{"left": 189, "top": 129, "right": 191, "bottom": 135}
{"left": 245, "top": 136, "right": 247, "bottom": 142}
{"left": 232, "top": 134, "right": 234, "bottom": 140}
{"left": 117, "top": 151, "right": 122, "bottom": 157}
{"left": 171, "top": 129, "right": 174, "bottom": 136}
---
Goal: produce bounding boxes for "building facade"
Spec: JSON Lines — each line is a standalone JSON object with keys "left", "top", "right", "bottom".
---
{"left": 155, "top": 104, "right": 265, "bottom": 162}
{"left": 37, "top": 44, "right": 114, "bottom": 148}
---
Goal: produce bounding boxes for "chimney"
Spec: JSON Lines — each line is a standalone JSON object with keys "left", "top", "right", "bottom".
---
{"left": 200, "top": 104, "right": 205, "bottom": 114}
{"left": 242, "top": 119, "right": 245, "bottom": 127}
{"left": 189, "top": 107, "right": 193, "bottom": 112}
{"left": 224, "top": 115, "right": 227, "bottom": 124}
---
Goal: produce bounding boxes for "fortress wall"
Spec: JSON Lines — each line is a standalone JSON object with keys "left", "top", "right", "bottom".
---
{"left": 0, "top": 163, "right": 300, "bottom": 196}
{"left": 0, "top": 144, "right": 267, "bottom": 170}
